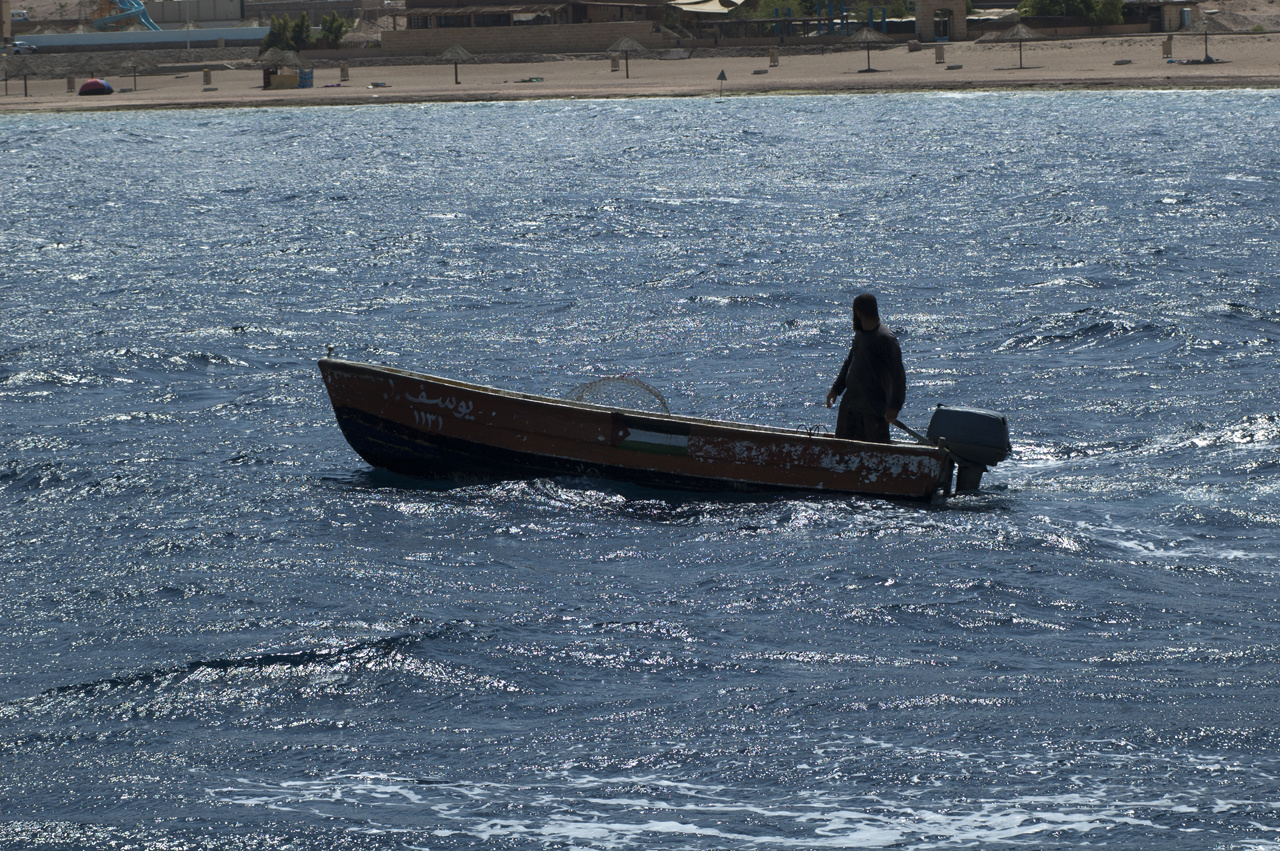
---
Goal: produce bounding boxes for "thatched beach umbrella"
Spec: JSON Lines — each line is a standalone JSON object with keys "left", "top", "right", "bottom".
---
{"left": 102, "top": 51, "right": 147, "bottom": 90}
{"left": 1181, "top": 15, "right": 1233, "bottom": 63}
{"left": 256, "top": 47, "right": 302, "bottom": 68}
{"left": 608, "top": 36, "right": 645, "bottom": 79}
{"left": 1, "top": 54, "right": 32, "bottom": 75}
{"left": 991, "top": 21, "right": 1045, "bottom": 69}
{"left": 341, "top": 18, "right": 381, "bottom": 48}
{"left": 256, "top": 47, "right": 301, "bottom": 88}
{"left": 62, "top": 54, "right": 103, "bottom": 79}
{"left": 341, "top": 29, "right": 373, "bottom": 48}
{"left": 441, "top": 44, "right": 474, "bottom": 85}
{"left": 1, "top": 55, "right": 38, "bottom": 96}
{"left": 846, "top": 25, "right": 894, "bottom": 73}
{"left": 44, "top": 54, "right": 92, "bottom": 92}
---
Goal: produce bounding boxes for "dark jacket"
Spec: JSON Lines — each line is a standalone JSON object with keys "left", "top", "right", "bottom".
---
{"left": 830, "top": 322, "right": 906, "bottom": 418}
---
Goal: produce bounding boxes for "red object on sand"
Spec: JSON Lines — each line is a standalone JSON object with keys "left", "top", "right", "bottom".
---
{"left": 78, "top": 78, "right": 114, "bottom": 96}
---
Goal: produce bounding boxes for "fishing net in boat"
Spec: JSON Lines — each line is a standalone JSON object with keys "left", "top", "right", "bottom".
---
{"left": 564, "top": 376, "right": 670, "bottom": 414}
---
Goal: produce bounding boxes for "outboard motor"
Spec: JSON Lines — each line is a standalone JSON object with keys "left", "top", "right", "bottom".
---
{"left": 926, "top": 405, "right": 1011, "bottom": 493}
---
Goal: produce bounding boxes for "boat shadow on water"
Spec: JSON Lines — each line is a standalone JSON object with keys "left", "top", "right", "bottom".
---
{"left": 323, "top": 465, "right": 1018, "bottom": 529}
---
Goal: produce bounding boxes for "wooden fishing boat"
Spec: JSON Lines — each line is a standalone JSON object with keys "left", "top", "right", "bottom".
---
{"left": 319, "top": 358, "right": 1009, "bottom": 500}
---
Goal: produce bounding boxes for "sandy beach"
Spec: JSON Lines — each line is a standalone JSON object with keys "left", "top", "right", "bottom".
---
{"left": 2, "top": 30, "right": 1279, "bottom": 112}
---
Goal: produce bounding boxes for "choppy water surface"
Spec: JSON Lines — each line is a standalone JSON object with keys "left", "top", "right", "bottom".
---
{"left": 2, "top": 91, "right": 1279, "bottom": 849}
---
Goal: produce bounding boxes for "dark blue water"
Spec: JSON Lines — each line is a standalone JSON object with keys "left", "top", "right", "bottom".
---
{"left": 2, "top": 91, "right": 1279, "bottom": 849}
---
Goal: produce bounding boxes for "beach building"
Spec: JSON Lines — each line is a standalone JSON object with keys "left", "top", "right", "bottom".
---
{"left": 1125, "top": 0, "right": 1204, "bottom": 31}
{"left": 382, "top": 0, "right": 675, "bottom": 52}
{"left": 379, "top": 0, "right": 1209, "bottom": 52}
{"left": 7, "top": 0, "right": 1209, "bottom": 54}
{"left": 1003, "top": 0, "right": 1204, "bottom": 37}
{"left": 243, "top": 0, "right": 382, "bottom": 26}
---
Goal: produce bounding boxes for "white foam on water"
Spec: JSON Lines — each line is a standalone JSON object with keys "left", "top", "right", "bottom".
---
{"left": 204, "top": 750, "right": 1280, "bottom": 848}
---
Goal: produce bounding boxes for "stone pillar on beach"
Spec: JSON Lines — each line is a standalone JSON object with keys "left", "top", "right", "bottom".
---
{"left": 914, "top": 0, "right": 968, "bottom": 42}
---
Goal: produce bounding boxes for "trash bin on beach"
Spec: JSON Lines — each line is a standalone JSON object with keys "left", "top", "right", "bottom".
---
{"left": 298, "top": 69, "right": 314, "bottom": 88}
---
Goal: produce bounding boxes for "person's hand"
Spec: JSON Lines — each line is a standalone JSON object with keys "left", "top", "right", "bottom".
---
{"left": 885, "top": 408, "right": 900, "bottom": 424}
{"left": 826, "top": 391, "right": 838, "bottom": 408}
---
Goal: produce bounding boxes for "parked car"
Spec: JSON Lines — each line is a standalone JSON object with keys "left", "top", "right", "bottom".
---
{"left": 8, "top": 41, "right": 38, "bottom": 54}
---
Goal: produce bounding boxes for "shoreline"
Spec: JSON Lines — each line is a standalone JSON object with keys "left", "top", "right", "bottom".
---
{"left": 11, "top": 78, "right": 1279, "bottom": 116}
{"left": 3, "top": 35, "right": 1278, "bottom": 114}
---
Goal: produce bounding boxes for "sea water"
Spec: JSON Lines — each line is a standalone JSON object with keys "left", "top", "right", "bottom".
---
{"left": 1, "top": 91, "right": 1279, "bottom": 849}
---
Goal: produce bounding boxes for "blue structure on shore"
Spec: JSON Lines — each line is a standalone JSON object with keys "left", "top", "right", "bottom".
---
{"left": 93, "top": 0, "right": 162, "bottom": 32}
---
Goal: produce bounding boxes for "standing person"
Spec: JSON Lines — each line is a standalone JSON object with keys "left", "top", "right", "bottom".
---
{"left": 825, "top": 293, "right": 906, "bottom": 443}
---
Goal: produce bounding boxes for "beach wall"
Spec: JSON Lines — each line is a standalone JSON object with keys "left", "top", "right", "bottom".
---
{"left": 381, "top": 21, "right": 675, "bottom": 55}
{"left": 678, "top": 35, "right": 853, "bottom": 48}
{"left": 245, "top": 0, "right": 380, "bottom": 23}
{"left": 969, "top": 19, "right": 1154, "bottom": 37}
{"left": 145, "top": 0, "right": 239, "bottom": 24}
{"left": 18, "top": 26, "right": 268, "bottom": 50}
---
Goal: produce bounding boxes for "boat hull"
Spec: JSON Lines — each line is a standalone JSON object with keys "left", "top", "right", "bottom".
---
{"left": 319, "top": 358, "right": 953, "bottom": 500}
